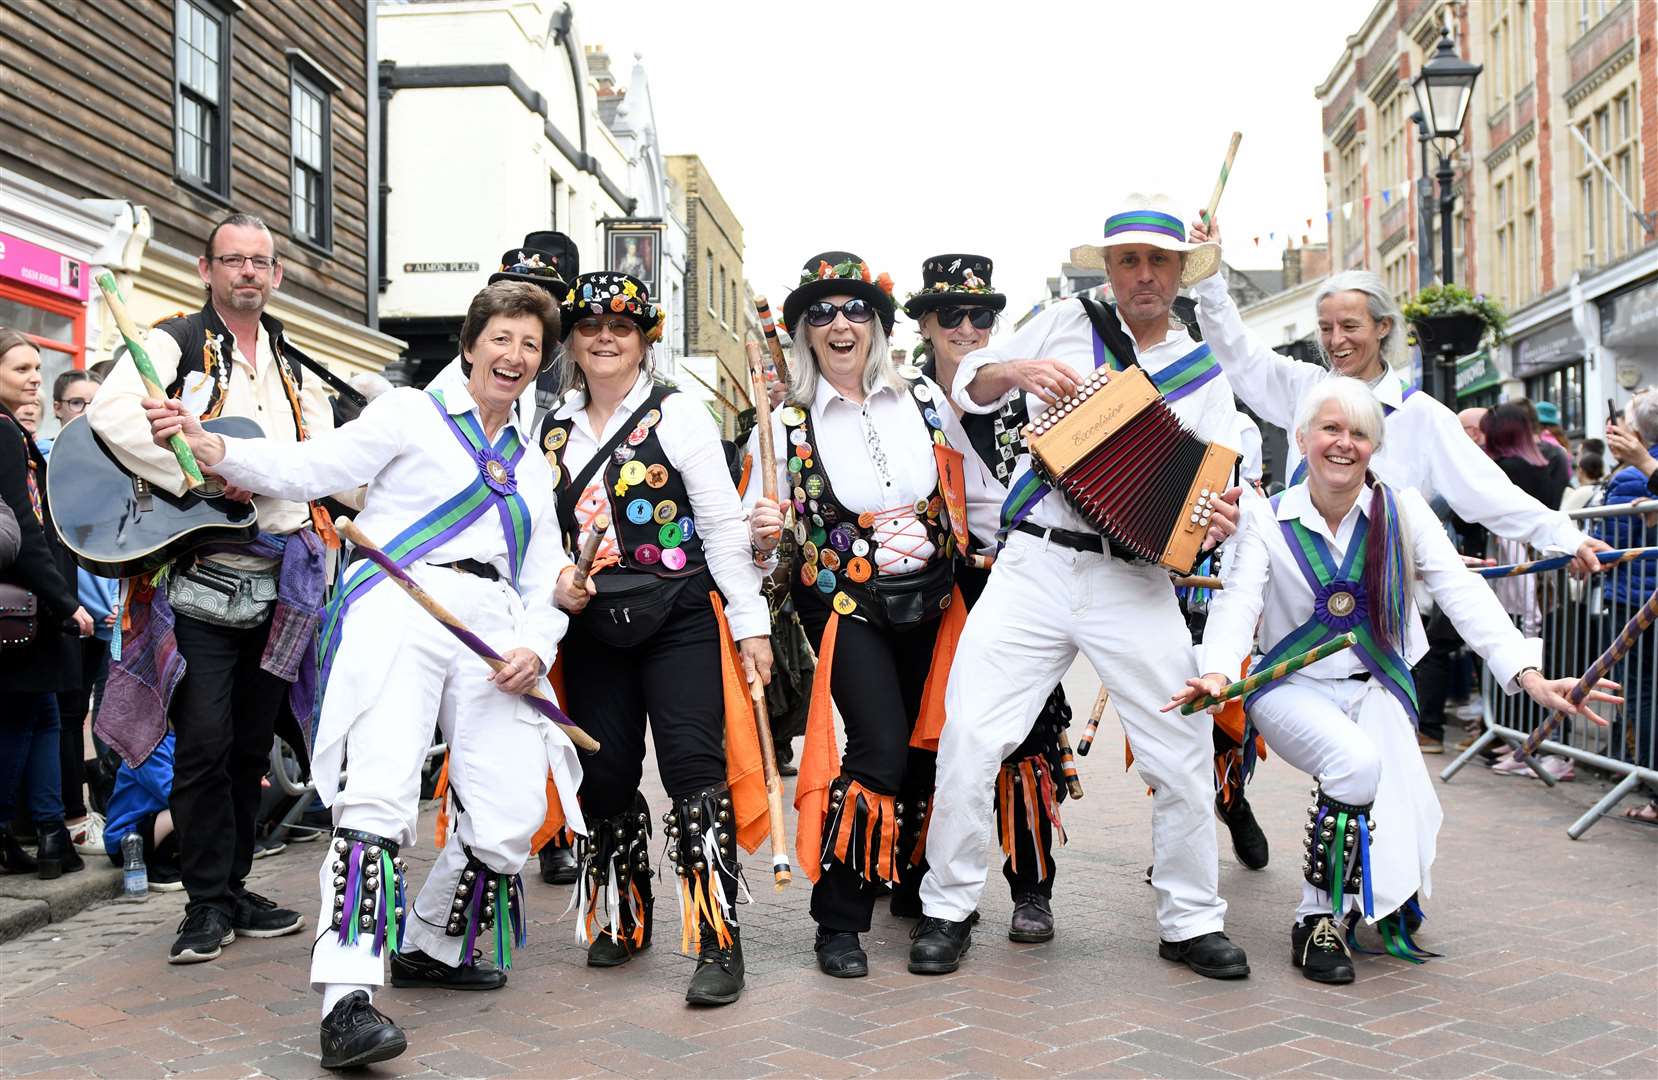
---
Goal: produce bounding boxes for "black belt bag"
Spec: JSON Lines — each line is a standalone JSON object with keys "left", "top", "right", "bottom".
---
{"left": 872, "top": 559, "right": 955, "bottom": 628}
{"left": 578, "top": 570, "right": 700, "bottom": 649}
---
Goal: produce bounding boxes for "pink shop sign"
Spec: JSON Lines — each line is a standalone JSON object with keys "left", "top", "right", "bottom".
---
{"left": 0, "top": 231, "right": 89, "bottom": 301}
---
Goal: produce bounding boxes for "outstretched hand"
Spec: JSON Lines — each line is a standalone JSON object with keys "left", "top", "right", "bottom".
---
{"left": 1162, "top": 672, "right": 1230, "bottom": 714}
{"left": 1519, "top": 672, "right": 1621, "bottom": 723}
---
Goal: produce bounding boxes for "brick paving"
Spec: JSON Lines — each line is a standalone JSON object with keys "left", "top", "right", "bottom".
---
{"left": 1, "top": 660, "right": 1654, "bottom": 1079}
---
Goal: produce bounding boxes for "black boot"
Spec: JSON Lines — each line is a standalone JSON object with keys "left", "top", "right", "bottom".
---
{"left": 908, "top": 914, "right": 972, "bottom": 974}
{"left": 35, "top": 823, "right": 84, "bottom": 880}
{"left": 1009, "top": 893, "right": 1054, "bottom": 943}
{"left": 0, "top": 825, "right": 37, "bottom": 875}
{"left": 814, "top": 928, "right": 868, "bottom": 978}
{"left": 581, "top": 795, "right": 653, "bottom": 968}
{"left": 1217, "top": 789, "right": 1270, "bottom": 870}
{"left": 390, "top": 946, "right": 507, "bottom": 990}
{"left": 666, "top": 786, "right": 747, "bottom": 1005}
{"left": 539, "top": 842, "right": 578, "bottom": 885}
{"left": 1158, "top": 931, "right": 1250, "bottom": 979}
{"left": 319, "top": 990, "right": 407, "bottom": 1071}
{"left": 1291, "top": 915, "right": 1355, "bottom": 984}
{"left": 686, "top": 925, "right": 745, "bottom": 1005}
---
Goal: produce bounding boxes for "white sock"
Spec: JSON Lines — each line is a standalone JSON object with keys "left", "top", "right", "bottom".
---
{"left": 321, "top": 982, "right": 374, "bottom": 1018}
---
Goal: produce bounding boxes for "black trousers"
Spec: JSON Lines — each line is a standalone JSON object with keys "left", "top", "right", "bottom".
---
{"left": 796, "top": 591, "right": 941, "bottom": 933}
{"left": 1412, "top": 608, "right": 1464, "bottom": 742}
{"left": 562, "top": 578, "right": 728, "bottom": 819}
{"left": 53, "top": 637, "right": 110, "bottom": 821}
{"left": 169, "top": 611, "right": 287, "bottom": 917}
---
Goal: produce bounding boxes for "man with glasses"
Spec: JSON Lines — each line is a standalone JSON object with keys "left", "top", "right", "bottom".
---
{"left": 89, "top": 212, "right": 333, "bottom": 964}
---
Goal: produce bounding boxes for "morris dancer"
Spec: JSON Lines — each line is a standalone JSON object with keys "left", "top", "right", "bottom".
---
{"left": 542, "top": 271, "right": 772, "bottom": 1006}
{"left": 1164, "top": 377, "right": 1617, "bottom": 983}
{"left": 747, "top": 252, "right": 974, "bottom": 978}
{"left": 897, "top": 253, "right": 1073, "bottom": 945}
{"left": 911, "top": 196, "right": 1249, "bottom": 979}
{"left": 147, "top": 282, "right": 584, "bottom": 1070}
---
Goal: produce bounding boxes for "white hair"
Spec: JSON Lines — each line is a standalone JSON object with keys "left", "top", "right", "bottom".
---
{"left": 1294, "top": 375, "right": 1388, "bottom": 451}
{"left": 1314, "top": 270, "right": 1407, "bottom": 372}
{"left": 1629, "top": 387, "right": 1658, "bottom": 444}
{"left": 787, "top": 318, "right": 897, "bottom": 406}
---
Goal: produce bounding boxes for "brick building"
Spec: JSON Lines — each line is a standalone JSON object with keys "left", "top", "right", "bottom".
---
{"left": 665, "top": 154, "right": 746, "bottom": 436}
{"left": 1316, "top": 0, "right": 1657, "bottom": 434}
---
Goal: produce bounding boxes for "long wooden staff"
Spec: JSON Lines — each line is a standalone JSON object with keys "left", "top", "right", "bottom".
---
{"left": 1520, "top": 586, "right": 1657, "bottom": 756}
{"left": 570, "top": 514, "right": 608, "bottom": 591}
{"left": 1478, "top": 546, "right": 1658, "bottom": 578}
{"left": 1173, "top": 574, "right": 1223, "bottom": 590}
{"left": 1076, "top": 686, "right": 1110, "bottom": 755}
{"left": 752, "top": 296, "right": 790, "bottom": 383}
{"left": 335, "top": 518, "right": 599, "bottom": 752}
{"left": 1200, "top": 132, "right": 1243, "bottom": 228}
{"left": 1181, "top": 633, "right": 1358, "bottom": 715}
{"left": 745, "top": 341, "right": 792, "bottom": 889}
{"left": 95, "top": 270, "right": 204, "bottom": 489}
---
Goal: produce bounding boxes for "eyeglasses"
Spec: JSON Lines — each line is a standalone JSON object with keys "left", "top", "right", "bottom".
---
{"left": 574, "top": 316, "right": 639, "bottom": 339}
{"left": 804, "top": 299, "right": 874, "bottom": 327}
{"left": 210, "top": 254, "right": 278, "bottom": 271}
{"left": 935, "top": 307, "right": 997, "bottom": 330}
{"left": 55, "top": 397, "right": 92, "bottom": 413}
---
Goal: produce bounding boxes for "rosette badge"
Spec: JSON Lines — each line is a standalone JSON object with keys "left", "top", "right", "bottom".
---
{"left": 476, "top": 446, "right": 517, "bottom": 496}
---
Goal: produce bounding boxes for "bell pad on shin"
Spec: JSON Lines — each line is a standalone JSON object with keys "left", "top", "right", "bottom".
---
{"left": 328, "top": 829, "right": 408, "bottom": 957}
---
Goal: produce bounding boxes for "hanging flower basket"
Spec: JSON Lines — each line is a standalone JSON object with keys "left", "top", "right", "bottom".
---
{"left": 1412, "top": 312, "right": 1487, "bottom": 357}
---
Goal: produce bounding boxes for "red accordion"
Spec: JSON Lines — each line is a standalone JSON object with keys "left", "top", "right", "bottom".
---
{"left": 1022, "top": 366, "right": 1238, "bottom": 574}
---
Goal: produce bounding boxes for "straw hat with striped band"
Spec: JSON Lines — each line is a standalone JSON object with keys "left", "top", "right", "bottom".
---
{"left": 1071, "top": 194, "right": 1220, "bottom": 286}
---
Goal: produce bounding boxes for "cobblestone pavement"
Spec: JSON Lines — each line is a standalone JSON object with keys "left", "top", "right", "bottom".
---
{"left": 2, "top": 661, "right": 1654, "bottom": 1079}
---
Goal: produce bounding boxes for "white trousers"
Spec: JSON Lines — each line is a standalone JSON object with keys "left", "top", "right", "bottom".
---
{"left": 309, "top": 566, "right": 584, "bottom": 990}
{"left": 920, "top": 531, "right": 1226, "bottom": 940}
{"left": 1247, "top": 673, "right": 1439, "bottom": 922}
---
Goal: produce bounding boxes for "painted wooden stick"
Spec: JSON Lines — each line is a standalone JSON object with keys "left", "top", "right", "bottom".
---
{"left": 680, "top": 365, "right": 747, "bottom": 413}
{"left": 95, "top": 270, "right": 204, "bottom": 489}
{"left": 570, "top": 514, "right": 608, "bottom": 591}
{"left": 1521, "top": 586, "right": 1657, "bottom": 756}
{"left": 753, "top": 295, "right": 790, "bottom": 383}
{"left": 1201, "top": 131, "right": 1243, "bottom": 227}
{"left": 336, "top": 518, "right": 599, "bottom": 752}
{"left": 1076, "top": 686, "right": 1110, "bottom": 755}
{"left": 1181, "top": 632, "right": 1359, "bottom": 714}
{"left": 1173, "top": 574, "right": 1223, "bottom": 590}
{"left": 1478, "top": 546, "right": 1658, "bottom": 578}
{"left": 1056, "top": 727, "right": 1084, "bottom": 800}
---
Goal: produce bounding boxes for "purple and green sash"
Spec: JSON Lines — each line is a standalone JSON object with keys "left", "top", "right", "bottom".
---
{"left": 315, "top": 392, "right": 532, "bottom": 715}
{"left": 1287, "top": 384, "right": 1417, "bottom": 486}
{"left": 1247, "top": 490, "right": 1418, "bottom": 722}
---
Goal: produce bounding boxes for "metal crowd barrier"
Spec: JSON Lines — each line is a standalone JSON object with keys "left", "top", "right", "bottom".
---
{"left": 1442, "top": 499, "right": 1658, "bottom": 839}
{"left": 267, "top": 737, "right": 448, "bottom": 839}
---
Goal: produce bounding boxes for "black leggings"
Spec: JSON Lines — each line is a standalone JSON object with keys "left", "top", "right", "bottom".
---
{"left": 563, "top": 577, "right": 728, "bottom": 819}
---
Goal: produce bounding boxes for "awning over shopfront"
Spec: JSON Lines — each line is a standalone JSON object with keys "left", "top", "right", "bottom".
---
{"left": 1455, "top": 348, "right": 1503, "bottom": 398}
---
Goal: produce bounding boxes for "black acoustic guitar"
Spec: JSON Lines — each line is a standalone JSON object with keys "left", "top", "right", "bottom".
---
{"left": 49, "top": 415, "right": 263, "bottom": 577}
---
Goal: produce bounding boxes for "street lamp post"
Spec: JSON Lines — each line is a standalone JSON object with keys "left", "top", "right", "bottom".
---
{"left": 1412, "top": 110, "right": 1434, "bottom": 290}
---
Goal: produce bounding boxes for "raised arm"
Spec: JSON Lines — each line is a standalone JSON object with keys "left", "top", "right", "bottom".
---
{"left": 1190, "top": 271, "right": 1322, "bottom": 431}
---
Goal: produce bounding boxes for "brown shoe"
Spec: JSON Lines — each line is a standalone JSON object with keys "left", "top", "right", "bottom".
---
{"left": 1417, "top": 733, "right": 1444, "bottom": 754}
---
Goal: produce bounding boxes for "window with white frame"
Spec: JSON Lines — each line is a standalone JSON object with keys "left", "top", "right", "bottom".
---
{"left": 1521, "top": 159, "right": 1538, "bottom": 301}
{"left": 289, "top": 64, "right": 331, "bottom": 248}
{"left": 174, "top": 0, "right": 230, "bottom": 195}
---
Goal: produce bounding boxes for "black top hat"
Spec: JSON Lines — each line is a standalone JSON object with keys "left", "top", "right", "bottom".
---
{"left": 781, "top": 251, "right": 898, "bottom": 335}
{"left": 489, "top": 231, "right": 580, "bottom": 294}
{"left": 559, "top": 271, "right": 665, "bottom": 342}
{"left": 903, "top": 254, "right": 1006, "bottom": 319}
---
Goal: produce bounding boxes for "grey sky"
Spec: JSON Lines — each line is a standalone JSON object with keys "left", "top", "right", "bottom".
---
{"left": 577, "top": 0, "right": 1373, "bottom": 331}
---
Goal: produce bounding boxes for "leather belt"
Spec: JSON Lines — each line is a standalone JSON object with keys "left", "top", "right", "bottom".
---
{"left": 438, "top": 558, "right": 500, "bottom": 581}
{"left": 1013, "top": 521, "right": 1144, "bottom": 563}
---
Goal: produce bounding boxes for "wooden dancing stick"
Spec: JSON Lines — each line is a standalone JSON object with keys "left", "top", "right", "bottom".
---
{"left": 95, "top": 270, "right": 205, "bottom": 489}
{"left": 1076, "top": 686, "right": 1111, "bottom": 756}
{"left": 335, "top": 518, "right": 600, "bottom": 752}
{"left": 1477, "top": 546, "right": 1658, "bottom": 578}
{"left": 1200, "top": 132, "right": 1243, "bottom": 228}
{"left": 680, "top": 365, "right": 748, "bottom": 414}
{"left": 1056, "top": 728, "right": 1084, "bottom": 800}
{"left": 1172, "top": 574, "right": 1223, "bottom": 590}
{"left": 744, "top": 341, "right": 792, "bottom": 889}
{"left": 1181, "top": 632, "right": 1358, "bottom": 715}
{"left": 1520, "top": 586, "right": 1657, "bottom": 756}
{"left": 570, "top": 514, "right": 608, "bottom": 591}
{"left": 752, "top": 295, "right": 791, "bottom": 383}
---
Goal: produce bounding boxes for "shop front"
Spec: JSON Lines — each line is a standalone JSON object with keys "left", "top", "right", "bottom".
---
{"left": 1600, "top": 275, "right": 1658, "bottom": 399}
{"left": 1510, "top": 316, "right": 1587, "bottom": 438}
{"left": 1454, "top": 348, "right": 1504, "bottom": 410}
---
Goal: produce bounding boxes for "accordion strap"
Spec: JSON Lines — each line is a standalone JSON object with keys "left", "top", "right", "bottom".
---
{"left": 1076, "top": 296, "right": 1140, "bottom": 373}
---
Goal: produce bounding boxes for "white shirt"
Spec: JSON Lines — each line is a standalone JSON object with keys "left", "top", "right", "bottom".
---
{"left": 952, "top": 299, "right": 1240, "bottom": 535}
{"left": 1199, "top": 483, "right": 1540, "bottom": 690}
{"left": 212, "top": 383, "right": 569, "bottom": 667}
{"left": 1192, "top": 272, "right": 1588, "bottom": 554}
{"left": 746, "top": 372, "right": 983, "bottom": 576}
{"left": 1232, "top": 412, "right": 1264, "bottom": 486}
{"left": 554, "top": 372, "right": 768, "bottom": 641}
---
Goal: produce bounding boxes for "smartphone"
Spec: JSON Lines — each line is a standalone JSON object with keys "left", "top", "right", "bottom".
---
{"left": 1606, "top": 398, "right": 1618, "bottom": 429}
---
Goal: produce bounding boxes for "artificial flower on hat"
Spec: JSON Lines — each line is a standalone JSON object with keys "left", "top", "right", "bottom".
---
{"left": 903, "top": 253, "right": 1007, "bottom": 319}
{"left": 781, "top": 250, "right": 898, "bottom": 333}
{"left": 559, "top": 271, "right": 666, "bottom": 342}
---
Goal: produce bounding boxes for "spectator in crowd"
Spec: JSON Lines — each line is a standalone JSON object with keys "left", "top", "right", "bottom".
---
{"left": 1485, "top": 403, "right": 1568, "bottom": 510}
{"left": 1600, "top": 388, "right": 1658, "bottom": 824}
{"left": 1534, "top": 400, "right": 1568, "bottom": 450}
{"left": 1515, "top": 399, "right": 1572, "bottom": 496}
{"left": 1458, "top": 406, "right": 1487, "bottom": 448}
{"left": 1562, "top": 449, "right": 1606, "bottom": 512}
{"left": 103, "top": 731, "right": 182, "bottom": 889}
{"left": 0, "top": 498, "right": 17, "bottom": 567}
{"left": 0, "top": 327, "right": 94, "bottom": 877}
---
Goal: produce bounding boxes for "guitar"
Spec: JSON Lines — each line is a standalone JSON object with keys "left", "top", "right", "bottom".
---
{"left": 49, "top": 415, "right": 264, "bottom": 578}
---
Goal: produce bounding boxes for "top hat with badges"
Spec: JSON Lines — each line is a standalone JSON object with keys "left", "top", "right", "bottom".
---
{"left": 781, "top": 251, "right": 899, "bottom": 335}
{"left": 490, "top": 231, "right": 580, "bottom": 295}
{"left": 1069, "top": 194, "right": 1220, "bottom": 286}
{"left": 903, "top": 254, "right": 1007, "bottom": 319}
{"left": 560, "top": 271, "right": 666, "bottom": 342}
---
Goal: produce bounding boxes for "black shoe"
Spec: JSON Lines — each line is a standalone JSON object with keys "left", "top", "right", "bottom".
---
{"left": 1158, "top": 930, "right": 1250, "bottom": 979}
{"left": 1216, "top": 791, "right": 1270, "bottom": 870}
{"left": 319, "top": 990, "right": 407, "bottom": 1071}
{"left": 0, "top": 825, "right": 37, "bottom": 875}
{"left": 169, "top": 907, "right": 235, "bottom": 964}
{"left": 231, "top": 890, "right": 305, "bottom": 938}
{"left": 1401, "top": 894, "right": 1424, "bottom": 935}
{"left": 390, "top": 947, "right": 507, "bottom": 990}
{"left": 1008, "top": 893, "right": 1054, "bottom": 943}
{"left": 538, "top": 844, "right": 579, "bottom": 885}
{"left": 777, "top": 760, "right": 798, "bottom": 777}
{"left": 34, "top": 824, "right": 85, "bottom": 880}
{"left": 685, "top": 926, "right": 745, "bottom": 1006}
{"left": 907, "top": 915, "right": 972, "bottom": 975}
{"left": 1291, "top": 915, "right": 1355, "bottom": 984}
{"left": 814, "top": 928, "right": 868, "bottom": 978}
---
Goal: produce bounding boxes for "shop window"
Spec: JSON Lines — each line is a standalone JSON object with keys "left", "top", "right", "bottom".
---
{"left": 1525, "top": 362, "right": 1585, "bottom": 439}
{"left": 0, "top": 281, "right": 87, "bottom": 442}
{"left": 173, "top": 0, "right": 233, "bottom": 199}
{"left": 289, "top": 63, "right": 333, "bottom": 250}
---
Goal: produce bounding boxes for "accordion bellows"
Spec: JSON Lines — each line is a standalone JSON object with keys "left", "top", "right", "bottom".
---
{"left": 1022, "top": 366, "right": 1238, "bottom": 574}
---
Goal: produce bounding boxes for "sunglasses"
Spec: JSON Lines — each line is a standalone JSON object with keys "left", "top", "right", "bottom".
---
{"left": 804, "top": 299, "right": 874, "bottom": 327}
{"left": 574, "top": 316, "right": 639, "bottom": 338}
{"left": 935, "top": 307, "right": 996, "bottom": 330}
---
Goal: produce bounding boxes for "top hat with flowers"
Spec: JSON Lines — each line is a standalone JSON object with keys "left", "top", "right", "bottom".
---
{"left": 489, "top": 231, "right": 580, "bottom": 295}
{"left": 781, "top": 251, "right": 898, "bottom": 335}
{"left": 559, "top": 271, "right": 665, "bottom": 342}
{"left": 903, "top": 253, "right": 1006, "bottom": 319}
